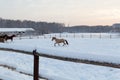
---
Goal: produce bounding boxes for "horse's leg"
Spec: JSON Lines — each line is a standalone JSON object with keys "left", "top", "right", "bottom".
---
{"left": 58, "top": 43, "right": 60, "bottom": 46}
{"left": 63, "top": 42, "right": 65, "bottom": 46}
{"left": 2, "top": 39, "right": 4, "bottom": 43}
{"left": 63, "top": 43, "right": 64, "bottom": 46}
{"left": 11, "top": 38, "right": 13, "bottom": 41}
{"left": 4, "top": 38, "right": 8, "bottom": 43}
{"left": 54, "top": 43, "right": 56, "bottom": 46}
{"left": 4, "top": 39, "right": 6, "bottom": 42}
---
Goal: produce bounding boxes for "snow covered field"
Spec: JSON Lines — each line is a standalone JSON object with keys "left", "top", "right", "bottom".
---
{"left": 0, "top": 33, "right": 120, "bottom": 64}
{"left": 0, "top": 50, "right": 120, "bottom": 80}
{"left": 0, "top": 33, "right": 120, "bottom": 80}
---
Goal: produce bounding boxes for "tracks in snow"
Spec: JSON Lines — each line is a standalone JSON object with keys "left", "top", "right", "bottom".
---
{"left": 0, "top": 64, "right": 47, "bottom": 80}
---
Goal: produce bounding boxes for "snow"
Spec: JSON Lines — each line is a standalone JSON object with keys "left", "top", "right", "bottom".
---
{"left": 0, "top": 50, "right": 120, "bottom": 80}
{"left": 0, "top": 33, "right": 120, "bottom": 79}
{"left": 0, "top": 67, "right": 33, "bottom": 80}
{"left": 0, "top": 33, "right": 120, "bottom": 64}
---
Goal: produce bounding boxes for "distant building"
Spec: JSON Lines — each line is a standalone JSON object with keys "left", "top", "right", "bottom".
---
{"left": 0, "top": 28, "right": 35, "bottom": 36}
{"left": 112, "top": 23, "right": 120, "bottom": 32}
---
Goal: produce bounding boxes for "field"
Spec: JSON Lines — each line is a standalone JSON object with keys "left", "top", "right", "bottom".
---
{"left": 0, "top": 33, "right": 120, "bottom": 80}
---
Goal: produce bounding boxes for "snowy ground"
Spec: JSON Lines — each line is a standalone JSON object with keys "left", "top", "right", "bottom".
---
{"left": 0, "top": 34, "right": 120, "bottom": 64}
{"left": 0, "top": 66, "right": 33, "bottom": 80}
{"left": 0, "top": 50, "right": 120, "bottom": 80}
{"left": 0, "top": 33, "right": 120, "bottom": 80}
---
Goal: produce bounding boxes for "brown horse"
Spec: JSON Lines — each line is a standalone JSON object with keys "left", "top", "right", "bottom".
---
{"left": 52, "top": 37, "right": 69, "bottom": 46}
{"left": 0, "top": 34, "right": 7, "bottom": 38}
{"left": 5, "top": 34, "right": 16, "bottom": 41}
{"left": 0, "top": 38, "right": 5, "bottom": 43}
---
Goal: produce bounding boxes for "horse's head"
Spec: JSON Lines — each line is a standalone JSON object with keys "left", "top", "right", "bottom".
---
{"left": 52, "top": 37, "right": 56, "bottom": 41}
{"left": 3, "top": 34, "right": 8, "bottom": 37}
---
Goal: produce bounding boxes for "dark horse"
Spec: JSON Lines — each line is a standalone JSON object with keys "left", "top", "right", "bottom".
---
{"left": 52, "top": 37, "right": 69, "bottom": 46}
{"left": 0, "top": 34, "right": 7, "bottom": 43}
{"left": 0, "top": 38, "right": 5, "bottom": 43}
{"left": 0, "top": 34, "right": 7, "bottom": 38}
{"left": 5, "top": 34, "right": 16, "bottom": 41}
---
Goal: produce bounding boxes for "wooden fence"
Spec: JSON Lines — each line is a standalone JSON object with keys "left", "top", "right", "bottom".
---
{"left": 0, "top": 48, "right": 120, "bottom": 80}
{"left": 17, "top": 33, "right": 120, "bottom": 39}
{"left": 43, "top": 33, "right": 120, "bottom": 39}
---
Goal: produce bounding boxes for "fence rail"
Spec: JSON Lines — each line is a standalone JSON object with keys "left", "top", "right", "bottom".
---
{"left": 0, "top": 47, "right": 120, "bottom": 68}
{"left": 44, "top": 33, "right": 120, "bottom": 39}
{"left": 16, "top": 33, "right": 120, "bottom": 39}
{"left": 0, "top": 47, "right": 120, "bottom": 80}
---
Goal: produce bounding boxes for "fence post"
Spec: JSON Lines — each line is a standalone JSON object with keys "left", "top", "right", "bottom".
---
{"left": 99, "top": 33, "right": 101, "bottom": 39}
{"left": 44, "top": 34, "right": 46, "bottom": 39}
{"left": 33, "top": 49, "right": 39, "bottom": 80}
{"left": 49, "top": 34, "right": 51, "bottom": 38}
{"left": 73, "top": 33, "right": 75, "bottom": 38}
{"left": 59, "top": 33, "right": 61, "bottom": 38}
{"left": 81, "top": 34, "right": 84, "bottom": 38}
{"left": 110, "top": 34, "right": 112, "bottom": 39}
{"left": 66, "top": 34, "right": 68, "bottom": 38}
{"left": 90, "top": 33, "right": 92, "bottom": 38}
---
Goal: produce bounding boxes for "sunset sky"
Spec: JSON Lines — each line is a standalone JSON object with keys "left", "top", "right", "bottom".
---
{"left": 0, "top": 0, "right": 120, "bottom": 26}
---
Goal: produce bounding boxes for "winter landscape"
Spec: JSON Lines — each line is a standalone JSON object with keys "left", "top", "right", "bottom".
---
{"left": 1, "top": 0, "right": 120, "bottom": 80}
{"left": 0, "top": 33, "right": 120, "bottom": 80}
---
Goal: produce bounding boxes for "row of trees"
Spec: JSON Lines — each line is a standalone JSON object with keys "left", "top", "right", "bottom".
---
{"left": 0, "top": 18, "right": 116, "bottom": 34}
{"left": 0, "top": 18, "right": 64, "bottom": 34}
{"left": 64, "top": 25, "right": 113, "bottom": 33}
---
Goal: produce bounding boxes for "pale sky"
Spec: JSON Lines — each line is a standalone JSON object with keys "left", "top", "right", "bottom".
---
{"left": 0, "top": 0, "right": 120, "bottom": 26}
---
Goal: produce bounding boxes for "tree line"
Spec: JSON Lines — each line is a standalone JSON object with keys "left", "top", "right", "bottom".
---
{"left": 64, "top": 25, "right": 113, "bottom": 33}
{"left": 0, "top": 18, "right": 64, "bottom": 34}
{"left": 0, "top": 18, "right": 114, "bottom": 34}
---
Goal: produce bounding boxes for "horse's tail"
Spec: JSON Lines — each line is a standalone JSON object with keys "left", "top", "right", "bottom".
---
{"left": 65, "top": 40, "right": 69, "bottom": 45}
